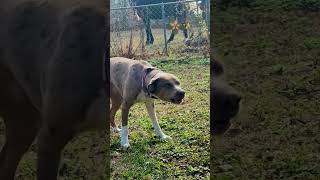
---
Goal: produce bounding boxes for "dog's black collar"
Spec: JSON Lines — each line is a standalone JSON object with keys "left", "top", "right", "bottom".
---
{"left": 142, "top": 68, "right": 159, "bottom": 99}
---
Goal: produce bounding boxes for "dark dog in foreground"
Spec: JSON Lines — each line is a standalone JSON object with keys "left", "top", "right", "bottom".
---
{"left": 211, "top": 59, "right": 241, "bottom": 135}
{"left": 0, "top": 1, "right": 107, "bottom": 179}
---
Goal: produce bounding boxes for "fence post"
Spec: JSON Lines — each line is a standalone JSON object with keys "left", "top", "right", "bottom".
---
{"left": 206, "top": 0, "right": 210, "bottom": 32}
{"left": 161, "top": 3, "right": 168, "bottom": 55}
{"left": 196, "top": 0, "right": 199, "bottom": 16}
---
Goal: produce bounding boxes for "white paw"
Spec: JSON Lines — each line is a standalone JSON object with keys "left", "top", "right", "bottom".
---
{"left": 160, "top": 134, "right": 171, "bottom": 139}
{"left": 121, "top": 125, "right": 129, "bottom": 148}
{"left": 112, "top": 127, "right": 121, "bottom": 133}
{"left": 121, "top": 143, "right": 130, "bottom": 149}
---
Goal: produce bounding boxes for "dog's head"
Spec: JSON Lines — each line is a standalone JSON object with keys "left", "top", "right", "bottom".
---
{"left": 147, "top": 72, "right": 185, "bottom": 104}
{"left": 212, "top": 59, "right": 241, "bottom": 135}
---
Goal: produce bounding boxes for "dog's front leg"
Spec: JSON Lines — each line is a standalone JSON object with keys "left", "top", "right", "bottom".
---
{"left": 145, "top": 101, "right": 171, "bottom": 139}
{"left": 38, "top": 126, "right": 74, "bottom": 180}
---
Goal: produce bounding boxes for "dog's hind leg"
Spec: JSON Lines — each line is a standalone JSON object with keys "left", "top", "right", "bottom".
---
{"left": 0, "top": 67, "right": 39, "bottom": 180}
{"left": 145, "top": 101, "right": 171, "bottom": 139}
{"left": 0, "top": 116, "right": 39, "bottom": 180}
{"left": 110, "top": 97, "right": 122, "bottom": 133}
{"left": 120, "top": 101, "right": 134, "bottom": 148}
{"left": 37, "top": 120, "right": 75, "bottom": 180}
{"left": 110, "top": 85, "right": 122, "bottom": 133}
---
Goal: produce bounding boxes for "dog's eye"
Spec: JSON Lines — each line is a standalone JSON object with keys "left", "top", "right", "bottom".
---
{"left": 165, "top": 83, "right": 172, "bottom": 88}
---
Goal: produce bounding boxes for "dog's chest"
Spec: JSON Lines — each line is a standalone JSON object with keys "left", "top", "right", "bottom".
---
{"left": 135, "top": 90, "right": 150, "bottom": 103}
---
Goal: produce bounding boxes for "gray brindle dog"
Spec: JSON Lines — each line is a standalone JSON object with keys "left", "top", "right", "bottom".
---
{"left": 110, "top": 57, "right": 185, "bottom": 148}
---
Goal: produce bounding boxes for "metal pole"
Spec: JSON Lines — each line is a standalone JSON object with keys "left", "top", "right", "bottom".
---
{"left": 161, "top": 3, "right": 168, "bottom": 55}
{"left": 196, "top": 0, "right": 199, "bottom": 16}
{"left": 196, "top": 1, "right": 201, "bottom": 48}
{"left": 206, "top": 0, "right": 210, "bottom": 31}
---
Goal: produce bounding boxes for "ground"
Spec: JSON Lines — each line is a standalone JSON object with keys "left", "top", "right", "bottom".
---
{"left": 111, "top": 57, "right": 210, "bottom": 179}
{"left": 0, "top": 127, "right": 108, "bottom": 179}
{"left": 211, "top": 9, "right": 320, "bottom": 179}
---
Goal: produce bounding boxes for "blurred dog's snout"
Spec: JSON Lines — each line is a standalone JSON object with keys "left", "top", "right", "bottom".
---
{"left": 177, "top": 90, "right": 185, "bottom": 99}
{"left": 230, "top": 93, "right": 241, "bottom": 105}
{"left": 236, "top": 95, "right": 241, "bottom": 104}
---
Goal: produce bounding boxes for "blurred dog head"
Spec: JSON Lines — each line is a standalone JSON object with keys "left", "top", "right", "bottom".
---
{"left": 148, "top": 72, "right": 185, "bottom": 104}
{"left": 211, "top": 59, "right": 241, "bottom": 135}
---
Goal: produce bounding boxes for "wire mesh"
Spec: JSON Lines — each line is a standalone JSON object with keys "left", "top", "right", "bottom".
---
{"left": 110, "top": 0, "right": 210, "bottom": 58}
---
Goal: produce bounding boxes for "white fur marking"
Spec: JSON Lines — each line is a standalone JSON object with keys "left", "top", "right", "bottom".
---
{"left": 112, "top": 127, "right": 121, "bottom": 133}
{"left": 121, "top": 125, "right": 130, "bottom": 148}
{"left": 145, "top": 101, "right": 171, "bottom": 139}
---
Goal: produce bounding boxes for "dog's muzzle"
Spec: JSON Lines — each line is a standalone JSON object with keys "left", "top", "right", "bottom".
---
{"left": 171, "top": 90, "right": 185, "bottom": 104}
{"left": 214, "top": 121, "right": 231, "bottom": 135}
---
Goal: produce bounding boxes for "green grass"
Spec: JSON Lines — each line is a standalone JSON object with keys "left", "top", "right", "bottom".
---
{"left": 11, "top": 131, "right": 109, "bottom": 179}
{"left": 111, "top": 57, "right": 210, "bottom": 179}
{"left": 211, "top": 9, "right": 320, "bottom": 179}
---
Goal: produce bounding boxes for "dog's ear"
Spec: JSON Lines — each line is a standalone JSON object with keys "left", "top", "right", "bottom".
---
{"left": 148, "top": 78, "right": 160, "bottom": 94}
{"left": 145, "top": 67, "right": 155, "bottom": 74}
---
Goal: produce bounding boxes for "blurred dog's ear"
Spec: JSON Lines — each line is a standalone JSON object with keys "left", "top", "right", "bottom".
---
{"left": 211, "top": 59, "right": 224, "bottom": 76}
{"left": 148, "top": 78, "right": 160, "bottom": 94}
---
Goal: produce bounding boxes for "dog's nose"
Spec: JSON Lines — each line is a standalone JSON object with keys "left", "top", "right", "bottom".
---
{"left": 230, "top": 94, "right": 241, "bottom": 105}
{"left": 177, "top": 91, "right": 185, "bottom": 99}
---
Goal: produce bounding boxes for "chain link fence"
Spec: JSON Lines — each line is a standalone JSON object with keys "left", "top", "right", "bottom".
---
{"left": 110, "top": 0, "right": 210, "bottom": 59}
